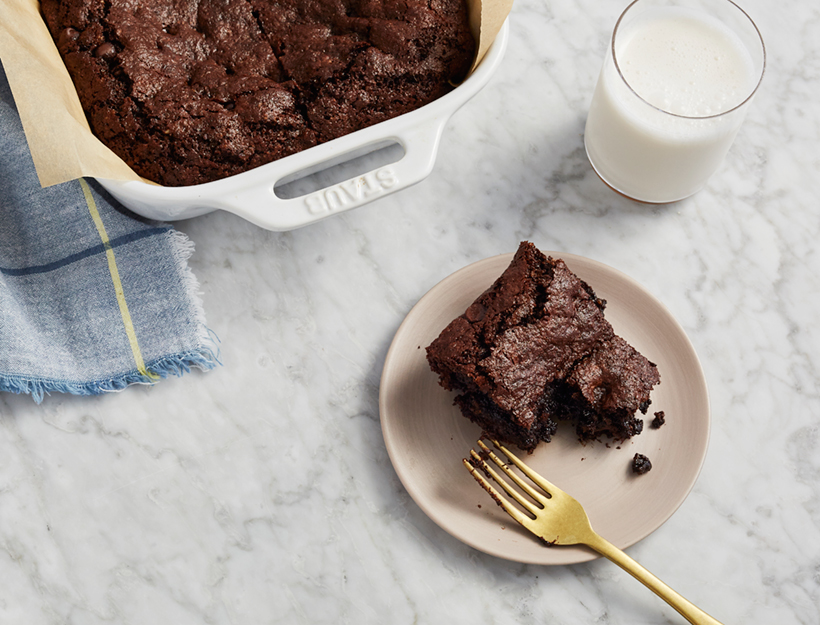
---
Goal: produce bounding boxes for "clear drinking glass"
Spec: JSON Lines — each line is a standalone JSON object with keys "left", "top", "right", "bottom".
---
{"left": 584, "top": 0, "right": 765, "bottom": 203}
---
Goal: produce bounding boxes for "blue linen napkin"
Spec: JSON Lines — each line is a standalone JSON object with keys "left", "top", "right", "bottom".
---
{"left": 0, "top": 63, "right": 218, "bottom": 402}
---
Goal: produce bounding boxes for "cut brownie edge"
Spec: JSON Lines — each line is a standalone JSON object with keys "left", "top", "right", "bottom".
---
{"left": 455, "top": 392, "right": 557, "bottom": 453}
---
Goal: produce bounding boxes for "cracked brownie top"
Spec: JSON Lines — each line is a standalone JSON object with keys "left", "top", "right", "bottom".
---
{"left": 41, "top": 0, "right": 475, "bottom": 186}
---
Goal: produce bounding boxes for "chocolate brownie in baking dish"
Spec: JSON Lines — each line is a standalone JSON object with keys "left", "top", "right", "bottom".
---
{"left": 41, "top": 0, "right": 475, "bottom": 186}
{"left": 426, "top": 242, "right": 661, "bottom": 452}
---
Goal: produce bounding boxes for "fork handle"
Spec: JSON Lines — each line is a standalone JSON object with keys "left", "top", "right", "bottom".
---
{"left": 585, "top": 532, "right": 724, "bottom": 625}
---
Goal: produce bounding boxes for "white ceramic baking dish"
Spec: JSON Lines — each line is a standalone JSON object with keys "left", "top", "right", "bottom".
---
{"left": 96, "top": 21, "right": 509, "bottom": 231}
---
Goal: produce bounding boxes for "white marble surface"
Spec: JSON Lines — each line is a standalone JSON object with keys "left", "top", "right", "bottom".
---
{"left": 3, "top": 0, "right": 820, "bottom": 622}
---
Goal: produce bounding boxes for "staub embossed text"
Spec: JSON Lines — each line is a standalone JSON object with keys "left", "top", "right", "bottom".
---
{"left": 304, "top": 168, "right": 399, "bottom": 215}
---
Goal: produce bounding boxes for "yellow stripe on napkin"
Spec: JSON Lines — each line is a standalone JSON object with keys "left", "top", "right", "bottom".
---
{"left": 79, "top": 179, "right": 158, "bottom": 380}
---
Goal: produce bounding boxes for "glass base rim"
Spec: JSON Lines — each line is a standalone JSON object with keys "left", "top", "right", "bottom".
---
{"left": 585, "top": 145, "right": 700, "bottom": 205}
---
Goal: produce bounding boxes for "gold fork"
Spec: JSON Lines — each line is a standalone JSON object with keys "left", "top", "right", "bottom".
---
{"left": 464, "top": 439, "right": 723, "bottom": 625}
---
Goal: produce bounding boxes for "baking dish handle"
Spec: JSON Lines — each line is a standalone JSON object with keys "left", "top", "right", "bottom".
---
{"left": 218, "top": 117, "right": 448, "bottom": 231}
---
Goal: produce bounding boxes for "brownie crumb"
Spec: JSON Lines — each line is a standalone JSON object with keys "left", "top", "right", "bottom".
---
{"left": 632, "top": 453, "right": 652, "bottom": 475}
{"left": 651, "top": 411, "right": 666, "bottom": 429}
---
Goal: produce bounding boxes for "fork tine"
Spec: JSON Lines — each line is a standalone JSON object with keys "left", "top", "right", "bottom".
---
{"left": 489, "top": 439, "right": 562, "bottom": 497}
{"left": 475, "top": 440, "right": 549, "bottom": 505}
{"left": 467, "top": 450, "right": 541, "bottom": 516}
{"left": 462, "top": 458, "right": 534, "bottom": 527}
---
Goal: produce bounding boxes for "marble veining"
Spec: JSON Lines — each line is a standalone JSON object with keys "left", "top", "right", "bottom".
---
{"left": 2, "top": 0, "right": 820, "bottom": 622}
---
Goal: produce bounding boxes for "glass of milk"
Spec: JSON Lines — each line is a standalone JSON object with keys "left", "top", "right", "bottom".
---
{"left": 584, "top": 0, "right": 765, "bottom": 203}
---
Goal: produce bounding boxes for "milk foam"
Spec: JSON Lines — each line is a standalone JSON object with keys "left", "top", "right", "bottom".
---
{"left": 616, "top": 7, "right": 757, "bottom": 117}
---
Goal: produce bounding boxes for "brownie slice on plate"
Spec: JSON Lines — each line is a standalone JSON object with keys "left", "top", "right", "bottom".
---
{"left": 426, "top": 241, "right": 660, "bottom": 452}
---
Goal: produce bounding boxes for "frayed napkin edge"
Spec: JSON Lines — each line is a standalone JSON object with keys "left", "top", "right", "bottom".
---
{"left": 0, "top": 346, "right": 221, "bottom": 404}
{"left": 0, "top": 222, "right": 222, "bottom": 404}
